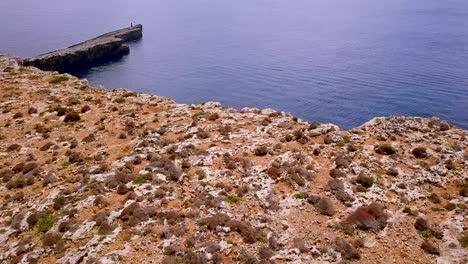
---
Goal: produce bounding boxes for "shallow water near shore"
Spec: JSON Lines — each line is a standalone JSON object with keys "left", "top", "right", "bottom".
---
{"left": 1, "top": 0, "right": 467, "bottom": 128}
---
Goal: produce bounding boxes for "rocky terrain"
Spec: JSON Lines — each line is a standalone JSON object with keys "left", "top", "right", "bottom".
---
{"left": 0, "top": 54, "right": 467, "bottom": 264}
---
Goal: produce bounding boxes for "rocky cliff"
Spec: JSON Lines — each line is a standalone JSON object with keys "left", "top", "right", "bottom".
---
{"left": 0, "top": 55, "right": 466, "bottom": 263}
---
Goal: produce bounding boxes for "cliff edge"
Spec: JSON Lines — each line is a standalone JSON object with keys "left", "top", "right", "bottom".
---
{"left": 0, "top": 55, "right": 467, "bottom": 263}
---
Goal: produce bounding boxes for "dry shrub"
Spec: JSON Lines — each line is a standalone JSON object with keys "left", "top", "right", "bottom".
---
{"left": 156, "top": 210, "right": 184, "bottom": 225}
{"left": 6, "top": 144, "right": 21, "bottom": 152}
{"left": 207, "top": 112, "right": 220, "bottom": 121}
{"left": 199, "top": 214, "right": 231, "bottom": 230}
{"left": 227, "top": 220, "right": 257, "bottom": 244}
{"left": 460, "top": 187, "right": 468, "bottom": 197}
{"left": 197, "top": 128, "right": 210, "bottom": 139}
{"left": 42, "top": 232, "right": 63, "bottom": 248}
{"left": 428, "top": 193, "right": 441, "bottom": 204}
{"left": 58, "top": 220, "right": 74, "bottom": 233}
{"left": 183, "top": 251, "right": 207, "bottom": 264}
{"left": 356, "top": 173, "right": 375, "bottom": 188}
{"left": 386, "top": 167, "right": 399, "bottom": 176}
{"left": 330, "top": 168, "right": 346, "bottom": 178}
{"left": 428, "top": 119, "right": 450, "bottom": 131}
{"left": 238, "top": 250, "right": 258, "bottom": 264}
{"left": 267, "top": 166, "right": 282, "bottom": 180}
{"left": 264, "top": 192, "right": 281, "bottom": 211}
{"left": 335, "top": 237, "right": 360, "bottom": 260}
{"left": 98, "top": 222, "right": 116, "bottom": 235}
{"left": 28, "top": 107, "right": 38, "bottom": 114}
{"left": 412, "top": 147, "right": 428, "bottom": 158}
{"left": 414, "top": 217, "right": 443, "bottom": 239}
{"left": 421, "top": 240, "right": 439, "bottom": 255}
{"left": 258, "top": 246, "right": 274, "bottom": 260}
{"left": 117, "top": 184, "right": 129, "bottom": 194}
{"left": 80, "top": 105, "right": 91, "bottom": 113}
{"left": 105, "top": 171, "right": 135, "bottom": 188}
{"left": 13, "top": 112, "right": 23, "bottom": 119}
{"left": 191, "top": 192, "right": 222, "bottom": 209}
{"left": 40, "top": 142, "right": 55, "bottom": 151}
{"left": 334, "top": 155, "right": 350, "bottom": 169}
{"left": 309, "top": 196, "right": 336, "bottom": 216}
{"left": 52, "top": 195, "right": 69, "bottom": 210}
{"left": 12, "top": 162, "right": 25, "bottom": 173}
{"left": 293, "top": 238, "right": 310, "bottom": 253}
{"left": 325, "top": 179, "right": 352, "bottom": 203}
{"left": 150, "top": 156, "right": 182, "bottom": 181}
{"left": 119, "top": 202, "right": 155, "bottom": 226}
{"left": 343, "top": 203, "right": 388, "bottom": 232}
{"left": 374, "top": 144, "right": 397, "bottom": 155}
{"left": 0, "top": 169, "right": 14, "bottom": 182}
{"left": 291, "top": 173, "right": 306, "bottom": 186}
{"left": 6, "top": 176, "right": 28, "bottom": 189}
{"left": 236, "top": 184, "right": 250, "bottom": 197}
{"left": 254, "top": 145, "right": 268, "bottom": 156}
{"left": 218, "top": 124, "right": 232, "bottom": 134}
{"left": 10, "top": 212, "right": 25, "bottom": 230}
{"left": 64, "top": 112, "right": 81, "bottom": 122}
{"left": 68, "top": 151, "right": 83, "bottom": 163}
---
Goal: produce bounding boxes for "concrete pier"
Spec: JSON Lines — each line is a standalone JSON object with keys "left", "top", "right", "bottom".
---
{"left": 22, "top": 25, "right": 143, "bottom": 73}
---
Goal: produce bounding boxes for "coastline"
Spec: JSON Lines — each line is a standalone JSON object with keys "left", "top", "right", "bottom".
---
{"left": 0, "top": 54, "right": 466, "bottom": 263}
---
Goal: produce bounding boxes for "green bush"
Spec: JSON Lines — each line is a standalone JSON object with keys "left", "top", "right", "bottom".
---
{"left": 358, "top": 176, "right": 375, "bottom": 188}
{"left": 132, "top": 175, "right": 148, "bottom": 184}
{"left": 196, "top": 169, "right": 206, "bottom": 180}
{"left": 356, "top": 185, "right": 369, "bottom": 193}
{"left": 375, "top": 144, "right": 397, "bottom": 155}
{"left": 35, "top": 212, "right": 56, "bottom": 233}
{"left": 49, "top": 76, "right": 69, "bottom": 84}
{"left": 224, "top": 195, "right": 241, "bottom": 205}
{"left": 293, "top": 193, "right": 307, "bottom": 199}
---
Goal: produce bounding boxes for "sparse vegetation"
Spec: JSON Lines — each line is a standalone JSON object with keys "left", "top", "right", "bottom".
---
{"left": 0, "top": 58, "right": 467, "bottom": 263}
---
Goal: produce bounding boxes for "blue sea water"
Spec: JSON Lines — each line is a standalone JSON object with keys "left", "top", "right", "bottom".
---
{"left": 1, "top": 0, "right": 467, "bottom": 128}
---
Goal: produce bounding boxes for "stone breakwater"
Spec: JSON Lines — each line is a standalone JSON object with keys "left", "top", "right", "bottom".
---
{"left": 0, "top": 55, "right": 467, "bottom": 263}
{"left": 22, "top": 25, "right": 143, "bottom": 73}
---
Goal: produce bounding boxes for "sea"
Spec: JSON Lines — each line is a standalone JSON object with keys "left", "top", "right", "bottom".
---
{"left": 1, "top": 0, "right": 467, "bottom": 128}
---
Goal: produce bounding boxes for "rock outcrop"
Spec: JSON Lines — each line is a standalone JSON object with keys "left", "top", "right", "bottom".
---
{"left": 22, "top": 25, "right": 143, "bottom": 73}
{"left": 0, "top": 55, "right": 467, "bottom": 263}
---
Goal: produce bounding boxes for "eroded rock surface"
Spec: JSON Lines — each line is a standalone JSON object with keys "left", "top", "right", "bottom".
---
{"left": 0, "top": 55, "right": 467, "bottom": 263}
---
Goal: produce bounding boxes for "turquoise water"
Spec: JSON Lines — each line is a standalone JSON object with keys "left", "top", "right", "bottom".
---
{"left": 1, "top": 0, "right": 467, "bottom": 128}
